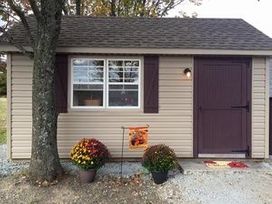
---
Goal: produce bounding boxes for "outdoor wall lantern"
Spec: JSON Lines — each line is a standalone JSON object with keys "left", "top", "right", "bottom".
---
{"left": 184, "top": 68, "right": 192, "bottom": 78}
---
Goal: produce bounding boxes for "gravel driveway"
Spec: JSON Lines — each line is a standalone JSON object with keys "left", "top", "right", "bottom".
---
{"left": 159, "top": 170, "right": 272, "bottom": 204}
{"left": 1, "top": 144, "right": 272, "bottom": 204}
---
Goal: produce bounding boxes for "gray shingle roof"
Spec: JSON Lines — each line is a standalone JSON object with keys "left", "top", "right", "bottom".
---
{"left": 3, "top": 16, "right": 272, "bottom": 50}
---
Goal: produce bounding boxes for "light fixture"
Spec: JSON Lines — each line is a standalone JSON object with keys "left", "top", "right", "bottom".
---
{"left": 184, "top": 68, "right": 192, "bottom": 78}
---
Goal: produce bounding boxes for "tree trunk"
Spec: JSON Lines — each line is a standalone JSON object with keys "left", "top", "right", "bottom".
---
{"left": 76, "top": 0, "right": 81, "bottom": 15}
{"left": 110, "top": 0, "right": 116, "bottom": 16}
{"left": 29, "top": 19, "right": 63, "bottom": 183}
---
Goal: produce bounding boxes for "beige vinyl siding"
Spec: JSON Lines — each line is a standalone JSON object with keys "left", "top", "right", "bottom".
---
{"left": 252, "top": 57, "right": 269, "bottom": 158}
{"left": 10, "top": 54, "right": 33, "bottom": 158}
{"left": 58, "top": 56, "right": 193, "bottom": 158}
{"left": 9, "top": 54, "right": 269, "bottom": 159}
{"left": 10, "top": 54, "right": 194, "bottom": 158}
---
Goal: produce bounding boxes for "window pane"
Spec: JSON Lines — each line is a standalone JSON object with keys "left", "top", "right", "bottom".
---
{"left": 72, "top": 59, "right": 104, "bottom": 107}
{"left": 124, "top": 60, "right": 139, "bottom": 67}
{"left": 109, "top": 60, "right": 123, "bottom": 67}
{"left": 73, "top": 60, "right": 104, "bottom": 83}
{"left": 124, "top": 72, "right": 138, "bottom": 83}
{"left": 109, "top": 85, "right": 138, "bottom": 90}
{"left": 73, "top": 84, "right": 103, "bottom": 91}
{"left": 87, "top": 67, "right": 104, "bottom": 82}
{"left": 108, "top": 85, "right": 138, "bottom": 107}
{"left": 89, "top": 60, "right": 104, "bottom": 66}
{"left": 73, "top": 67, "right": 89, "bottom": 82}
{"left": 73, "top": 59, "right": 88, "bottom": 66}
{"left": 124, "top": 67, "right": 138, "bottom": 72}
{"left": 73, "top": 90, "right": 103, "bottom": 107}
{"left": 109, "top": 70, "right": 123, "bottom": 82}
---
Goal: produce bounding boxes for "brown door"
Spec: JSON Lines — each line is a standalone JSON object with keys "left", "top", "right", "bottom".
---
{"left": 194, "top": 57, "right": 251, "bottom": 156}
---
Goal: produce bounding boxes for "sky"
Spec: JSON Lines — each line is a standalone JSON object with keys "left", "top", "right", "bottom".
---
{"left": 169, "top": 0, "right": 272, "bottom": 38}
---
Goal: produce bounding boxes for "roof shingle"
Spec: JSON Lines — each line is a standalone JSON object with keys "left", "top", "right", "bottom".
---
{"left": 2, "top": 16, "right": 272, "bottom": 50}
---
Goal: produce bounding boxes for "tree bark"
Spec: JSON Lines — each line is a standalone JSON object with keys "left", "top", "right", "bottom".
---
{"left": 76, "top": 0, "right": 81, "bottom": 15}
{"left": 29, "top": 0, "right": 64, "bottom": 183}
{"left": 110, "top": 0, "right": 116, "bottom": 16}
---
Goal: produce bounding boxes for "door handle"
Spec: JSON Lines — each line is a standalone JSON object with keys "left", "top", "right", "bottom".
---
{"left": 231, "top": 102, "right": 250, "bottom": 112}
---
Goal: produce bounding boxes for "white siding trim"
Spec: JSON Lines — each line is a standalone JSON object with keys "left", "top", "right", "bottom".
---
{"left": 6, "top": 54, "right": 12, "bottom": 160}
{"left": 265, "top": 57, "right": 270, "bottom": 158}
{"left": 269, "top": 58, "right": 272, "bottom": 97}
{"left": 2, "top": 45, "right": 272, "bottom": 55}
{"left": 252, "top": 57, "right": 268, "bottom": 158}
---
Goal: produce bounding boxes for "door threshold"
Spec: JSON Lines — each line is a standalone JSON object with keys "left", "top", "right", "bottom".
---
{"left": 198, "top": 153, "right": 246, "bottom": 158}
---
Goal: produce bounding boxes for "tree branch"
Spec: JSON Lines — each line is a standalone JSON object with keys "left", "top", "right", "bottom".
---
{"left": 0, "top": 8, "right": 20, "bottom": 23}
{"left": 110, "top": 0, "right": 116, "bottom": 16}
{"left": 6, "top": 0, "right": 34, "bottom": 47}
{"left": 160, "top": 0, "right": 184, "bottom": 17}
{"left": 62, "top": 0, "right": 69, "bottom": 15}
{"left": 75, "top": 0, "right": 81, "bottom": 15}
{"left": 28, "top": 0, "right": 42, "bottom": 21}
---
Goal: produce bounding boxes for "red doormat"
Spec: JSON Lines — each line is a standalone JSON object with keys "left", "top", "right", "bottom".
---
{"left": 204, "top": 160, "right": 248, "bottom": 169}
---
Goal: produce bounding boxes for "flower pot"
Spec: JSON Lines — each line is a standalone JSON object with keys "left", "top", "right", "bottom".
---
{"left": 79, "top": 169, "right": 97, "bottom": 183}
{"left": 151, "top": 171, "right": 168, "bottom": 184}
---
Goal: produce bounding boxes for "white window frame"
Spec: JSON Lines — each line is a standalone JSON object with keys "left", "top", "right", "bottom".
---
{"left": 70, "top": 58, "right": 106, "bottom": 109}
{"left": 106, "top": 58, "right": 141, "bottom": 109}
{"left": 70, "top": 57, "right": 141, "bottom": 110}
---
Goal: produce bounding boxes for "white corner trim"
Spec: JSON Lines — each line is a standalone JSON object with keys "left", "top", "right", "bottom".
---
{"left": 6, "top": 54, "right": 12, "bottom": 160}
{"left": 265, "top": 57, "right": 270, "bottom": 158}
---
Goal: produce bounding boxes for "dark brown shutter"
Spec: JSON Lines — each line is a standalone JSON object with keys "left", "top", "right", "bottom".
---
{"left": 144, "top": 56, "right": 159, "bottom": 113}
{"left": 55, "top": 54, "right": 68, "bottom": 113}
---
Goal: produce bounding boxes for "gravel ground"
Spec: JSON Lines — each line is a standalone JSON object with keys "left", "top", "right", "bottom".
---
{"left": 158, "top": 170, "right": 272, "bottom": 204}
{"left": 0, "top": 144, "right": 6, "bottom": 160}
{"left": 0, "top": 144, "right": 29, "bottom": 177}
{"left": 0, "top": 173, "right": 162, "bottom": 204}
{"left": 1, "top": 144, "right": 272, "bottom": 204}
{"left": 0, "top": 144, "right": 145, "bottom": 178}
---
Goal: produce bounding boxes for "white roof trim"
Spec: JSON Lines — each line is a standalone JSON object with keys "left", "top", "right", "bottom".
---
{"left": 1, "top": 45, "right": 272, "bottom": 56}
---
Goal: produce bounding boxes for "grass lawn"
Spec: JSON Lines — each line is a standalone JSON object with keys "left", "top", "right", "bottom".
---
{"left": 0, "top": 97, "right": 7, "bottom": 144}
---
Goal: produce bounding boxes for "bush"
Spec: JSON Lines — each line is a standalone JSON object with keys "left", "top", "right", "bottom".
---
{"left": 70, "top": 138, "right": 110, "bottom": 170}
{"left": 142, "top": 144, "right": 177, "bottom": 172}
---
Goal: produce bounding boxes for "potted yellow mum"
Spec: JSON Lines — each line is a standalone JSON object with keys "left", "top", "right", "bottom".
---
{"left": 70, "top": 138, "right": 110, "bottom": 183}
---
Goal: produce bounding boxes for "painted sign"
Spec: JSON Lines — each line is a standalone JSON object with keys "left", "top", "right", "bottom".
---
{"left": 129, "top": 126, "right": 149, "bottom": 150}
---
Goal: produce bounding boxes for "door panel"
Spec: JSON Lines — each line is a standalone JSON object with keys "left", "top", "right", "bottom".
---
{"left": 194, "top": 58, "right": 251, "bottom": 156}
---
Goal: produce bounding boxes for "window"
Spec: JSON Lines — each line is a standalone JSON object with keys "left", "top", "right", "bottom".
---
{"left": 108, "top": 60, "right": 140, "bottom": 107}
{"left": 71, "top": 58, "right": 140, "bottom": 109}
{"left": 72, "top": 59, "right": 105, "bottom": 107}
